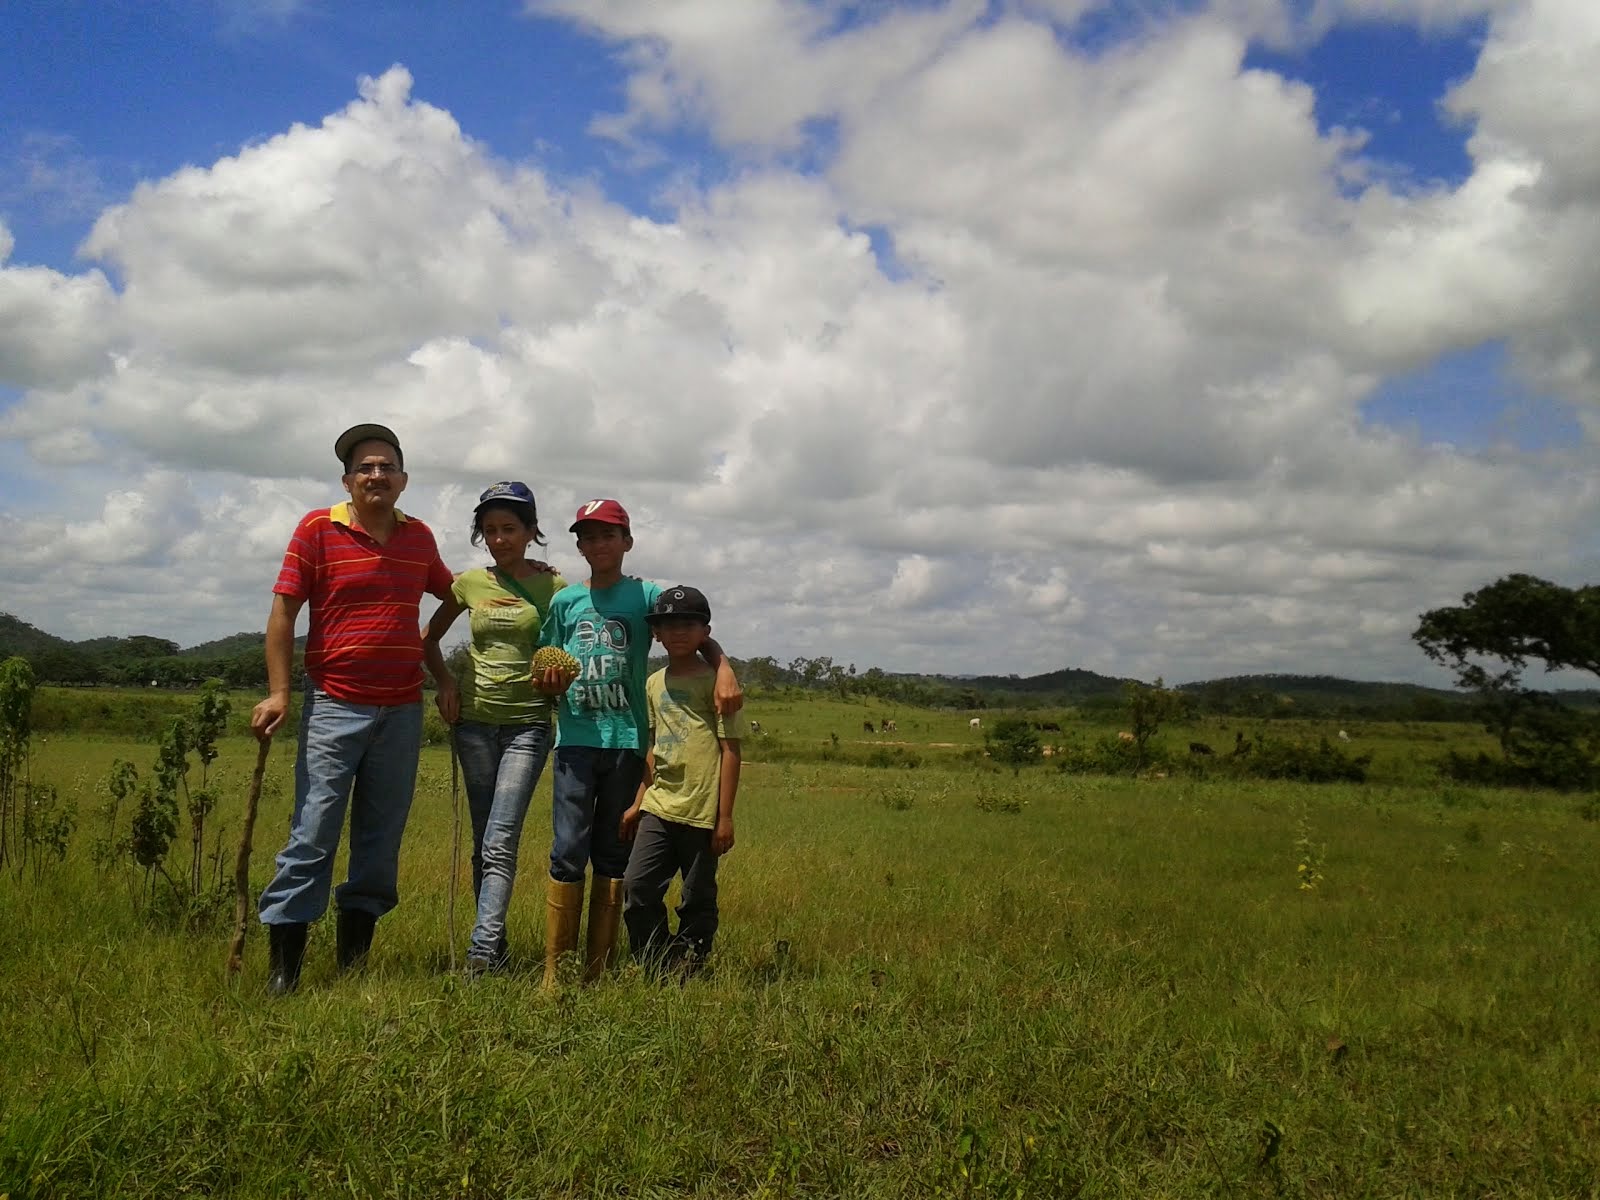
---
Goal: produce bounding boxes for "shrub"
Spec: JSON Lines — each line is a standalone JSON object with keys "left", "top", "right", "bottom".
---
{"left": 1248, "top": 736, "right": 1371, "bottom": 784}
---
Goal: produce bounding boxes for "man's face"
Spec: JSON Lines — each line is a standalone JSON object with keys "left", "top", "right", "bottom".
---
{"left": 342, "top": 440, "right": 407, "bottom": 510}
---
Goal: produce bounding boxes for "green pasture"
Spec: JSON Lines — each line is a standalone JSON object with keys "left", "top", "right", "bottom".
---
{"left": 2, "top": 715, "right": 1596, "bottom": 1198}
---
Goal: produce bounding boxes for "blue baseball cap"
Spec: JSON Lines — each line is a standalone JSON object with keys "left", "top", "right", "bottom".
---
{"left": 475, "top": 481, "right": 536, "bottom": 511}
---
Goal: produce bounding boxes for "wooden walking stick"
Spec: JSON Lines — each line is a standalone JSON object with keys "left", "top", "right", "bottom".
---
{"left": 226, "top": 737, "right": 273, "bottom": 977}
{"left": 447, "top": 728, "right": 463, "bottom": 973}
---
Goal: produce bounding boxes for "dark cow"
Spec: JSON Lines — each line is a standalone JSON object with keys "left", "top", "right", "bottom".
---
{"left": 1189, "top": 742, "right": 1214, "bottom": 756}
{"left": 749, "top": 720, "right": 763, "bottom": 735}
{"left": 863, "top": 720, "right": 876, "bottom": 734}
{"left": 1033, "top": 720, "right": 1062, "bottom": 732}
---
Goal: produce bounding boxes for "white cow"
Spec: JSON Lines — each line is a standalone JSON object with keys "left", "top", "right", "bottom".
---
{"left": 1337, "top": 730, "right": 1351, "bottom": 743}
{"left": 969, "top": 717, "right": 981, "bottom": 730}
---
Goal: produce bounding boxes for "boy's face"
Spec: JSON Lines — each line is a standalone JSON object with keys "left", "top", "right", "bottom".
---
{"left": 573, "top": 521, "right": 632, "bottom": 572}
{"left": 652, "top": 617, "right": 709, "bottom": 657}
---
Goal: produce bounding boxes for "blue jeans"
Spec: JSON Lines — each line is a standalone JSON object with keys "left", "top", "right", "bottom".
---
{"left": 453, "top": 720, "right": 553, "bottom": 962}
{"left": 548, "top": 746, "right": 643, "bottom": 883}
{"left": 258, "top": 687, "right": 423, "bottom": 926}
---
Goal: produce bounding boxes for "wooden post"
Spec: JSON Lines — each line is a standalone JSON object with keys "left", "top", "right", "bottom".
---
{"left": 225, "top": 738, "right": 272, "bottom": 977}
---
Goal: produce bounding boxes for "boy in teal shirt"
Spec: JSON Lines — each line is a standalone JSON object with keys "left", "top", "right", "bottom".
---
{"left": 536, "top": 501, "right": 741, "bottom": 986}
{"left": 619, "top": 585, "right": 746, "bottom": 977}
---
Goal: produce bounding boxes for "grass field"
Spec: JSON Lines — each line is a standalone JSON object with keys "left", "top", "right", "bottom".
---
{"left": 2, "top": 707, "right": 1596, "bottom": 1197}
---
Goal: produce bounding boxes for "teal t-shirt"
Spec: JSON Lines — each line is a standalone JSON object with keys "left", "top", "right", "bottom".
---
{"left": 540, "top": 577, "right": 662, "bottom": 751}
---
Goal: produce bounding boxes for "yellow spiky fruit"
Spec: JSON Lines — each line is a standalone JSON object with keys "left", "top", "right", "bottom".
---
{"left": 532, "top": 646, "right": 580, "bottom": 678}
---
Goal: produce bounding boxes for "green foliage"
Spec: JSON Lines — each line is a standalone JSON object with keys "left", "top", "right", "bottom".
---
{"left": 1123, "top": 677, "right": 1189, "bottom": 769}
{"left": 0, "top": 656, "right": 36, "bottom": 870}
{"left": 985, "top": 717, "right": 1039, "bottom": 770}
{"left": 1415, "top": 573, "right": 1600, "bottom": 679}
{"left": 91, "top": 759, "right": 138, "bottom": 870}
{"left": 19, "top": 782, "right": 76, "bottom": 884}
{"left": 1244, "top": 736, "right": 1371, "bottom": 784}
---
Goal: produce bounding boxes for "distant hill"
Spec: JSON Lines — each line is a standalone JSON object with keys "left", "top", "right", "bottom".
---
{"left": 180, "top": 632, "right": 268, "bottom": 658}
{"left": 0, "top": 613, "right": 72, "bottom": 658}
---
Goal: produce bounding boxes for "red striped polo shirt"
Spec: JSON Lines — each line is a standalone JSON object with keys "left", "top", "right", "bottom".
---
{"left": 274, "top": 502, "right": 454, "bottom": 706}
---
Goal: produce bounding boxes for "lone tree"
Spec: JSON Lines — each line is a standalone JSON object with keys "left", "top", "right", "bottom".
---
{"left": 1414, "top": 574, "right": 1600, "bottom": 786}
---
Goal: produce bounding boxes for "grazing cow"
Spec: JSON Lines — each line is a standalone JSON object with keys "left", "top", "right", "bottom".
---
{"left": 969, "top": 717, "right": 981, "bottom": 730}
{"left": 1189, "top": 742, "right": 1214, "bottom": 756}
{"left": 1117, "top": 731, "right": 1135, "bottom": 743}
{"left": 1039, "top": 721, "right": 1061, "bottom": 732}
{"left": 883, "top": 719, "right": 897, "bottom": 733}
{"left": 1232, "top": 732, "right": 1252, "bottom": 757}
{"left": 863, "top": 720, "right": 876, "bottom": 734}
{"left": 1337, "top": 730, "right": 1351, "bottom": 743}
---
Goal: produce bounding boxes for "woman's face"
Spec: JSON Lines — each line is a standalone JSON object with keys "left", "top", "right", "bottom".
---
{"left": 479, "top": 507, "right": 535, "bottom": 568}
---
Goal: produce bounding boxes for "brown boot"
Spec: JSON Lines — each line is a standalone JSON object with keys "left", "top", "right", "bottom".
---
{"left": 584, "top": 876, "right": 625, "bottom": 983}
{"left": 542, "top": 877, "right": 584, "bottom": 990}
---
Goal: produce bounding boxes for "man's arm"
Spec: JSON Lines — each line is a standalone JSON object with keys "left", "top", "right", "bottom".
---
{"left": 422, "top": 596, "right": 466, "bottom": 724}
{"left": 698, "top": 636, "right": 743, "bottom": 717}
{"left": 250, "top": 593, "right": 306, "bottom": 740}
{"left": 711, "top": 737, "right": 741, "bottom": 856}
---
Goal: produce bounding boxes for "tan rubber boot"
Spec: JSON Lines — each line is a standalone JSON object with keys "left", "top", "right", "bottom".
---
{"left": 542, "top": 877, "right": 585, "bottom": 990}
{"left": 584, "top": 876, "right": 626, "bottom": 982}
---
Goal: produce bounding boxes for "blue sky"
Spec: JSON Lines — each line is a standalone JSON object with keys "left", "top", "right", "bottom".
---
{"left": 3, "top": 2, "right": 1571, "bottom": 453}
{"left": 1, "top": 0, "right": 1597, "bottom": 681}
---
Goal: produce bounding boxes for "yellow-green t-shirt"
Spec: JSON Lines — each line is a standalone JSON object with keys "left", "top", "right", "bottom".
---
{"left": 452, "top": 566, "right": 566, "bottom": 725}
{"left": 642, "top": 667, "right": 747, "bottom": 829}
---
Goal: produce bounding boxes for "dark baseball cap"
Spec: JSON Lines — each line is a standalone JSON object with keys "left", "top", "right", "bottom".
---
{"left": 569, "top": 498, "right": 630, "bottom": 532}
{"left": 335, "top": 423, "right": 404, "bottom": 470}
{"left": 646, "top": 585, "right": 711, "bottom": 625}
{"left": 476, "top": 481, "right": 536, "bottom": 510}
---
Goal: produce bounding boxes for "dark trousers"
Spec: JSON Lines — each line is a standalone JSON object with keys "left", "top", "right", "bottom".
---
{"left": 623, "top": 812, "right": 720, "bottom": 965}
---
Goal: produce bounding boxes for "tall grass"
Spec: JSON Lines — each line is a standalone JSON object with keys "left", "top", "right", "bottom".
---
{"left": 1, "top": 735, "right": 1596, "bottom": 1196}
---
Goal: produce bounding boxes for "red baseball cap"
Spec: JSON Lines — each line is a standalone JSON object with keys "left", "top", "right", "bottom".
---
{"left": 569, "top": 498, "right": 630, "bottom": 532}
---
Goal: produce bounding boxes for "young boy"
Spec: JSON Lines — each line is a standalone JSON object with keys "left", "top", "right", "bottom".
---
{"left": 536, "top": 502, "right": 741, "bottom": 988}
{"left": 619, "top": 585, "right": 746, "bottom": 977}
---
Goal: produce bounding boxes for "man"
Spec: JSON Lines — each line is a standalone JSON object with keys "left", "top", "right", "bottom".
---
{"left": 251, "top": 423, "right": 454, "bottom": 994}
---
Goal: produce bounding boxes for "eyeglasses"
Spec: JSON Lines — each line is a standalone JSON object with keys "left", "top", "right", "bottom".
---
{"left": 349, "top": 462, "right": 402, "bottom": 477}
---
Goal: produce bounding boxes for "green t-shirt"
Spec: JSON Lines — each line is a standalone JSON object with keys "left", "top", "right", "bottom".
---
{"left": 641, "top": 666, "right": 747, "bottom": 829}
{"left": 452, "top": 566, "right": 566, "bottom": 725}
{"left": 540, "top": 577, "right": 661, "bottom": 751}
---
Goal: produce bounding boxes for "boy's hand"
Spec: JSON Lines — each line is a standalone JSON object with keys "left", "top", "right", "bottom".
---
{"left": 534, "top": 665, "right": 577, "bottom": 695}
{"left": 434, "top": 680, "right": 460, "bottom": 725}
{"left": 619, "top": 803, "right": 643, "bottom": 843}
{"left": 713, "top": 663, "right": 743, "bottom": 717}
{"left": 711, "top": 816, "right": 735, "bottom": 856}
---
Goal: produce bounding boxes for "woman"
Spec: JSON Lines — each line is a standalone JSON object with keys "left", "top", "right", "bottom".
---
{"left": 425, "top": 481, "right": 564, "bottom": 974}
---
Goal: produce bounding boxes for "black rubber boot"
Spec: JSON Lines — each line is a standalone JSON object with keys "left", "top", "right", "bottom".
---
{"left": 266, "top": 922, "right": 308, "bottom": 996}
{"left": 336, "top": 909, "right": 376, "bottom": 972}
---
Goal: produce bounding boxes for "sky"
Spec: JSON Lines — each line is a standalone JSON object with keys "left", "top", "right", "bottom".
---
{"left": 2, "top": 0, "right": 1598, "bottom": 687}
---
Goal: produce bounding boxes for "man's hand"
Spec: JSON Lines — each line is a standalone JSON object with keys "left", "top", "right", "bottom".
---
{"left": 711, "top": 816, "right": 735, "bottom": 857}
{"left": 619, "top": 803, "right": 643, "bottom": 843}
{"left": 251, "top": 694, "right": 289, "bottom": 741}
{"left": 435, "top": 680, "right": 460, "bottom": 725}
{"left": 713, "top": 662, "right": 743, "bottom": 717}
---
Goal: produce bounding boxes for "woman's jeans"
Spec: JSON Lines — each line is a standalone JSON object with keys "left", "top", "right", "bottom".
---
{"left": 453, "top": 720, "right": 553, "bottom": 962}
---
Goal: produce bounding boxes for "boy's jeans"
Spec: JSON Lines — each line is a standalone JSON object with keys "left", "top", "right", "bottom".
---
{"left": 623, "top": 811, "right": 720, "bottom": 964}
{"left": 453, "top": 720, "right": 553, "bottom": 962}
{"left": 258, "top": 687, "right": 423, "bottom": 926}
{"left": 548, "top": 746, "right": 642, "bottom": 884}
